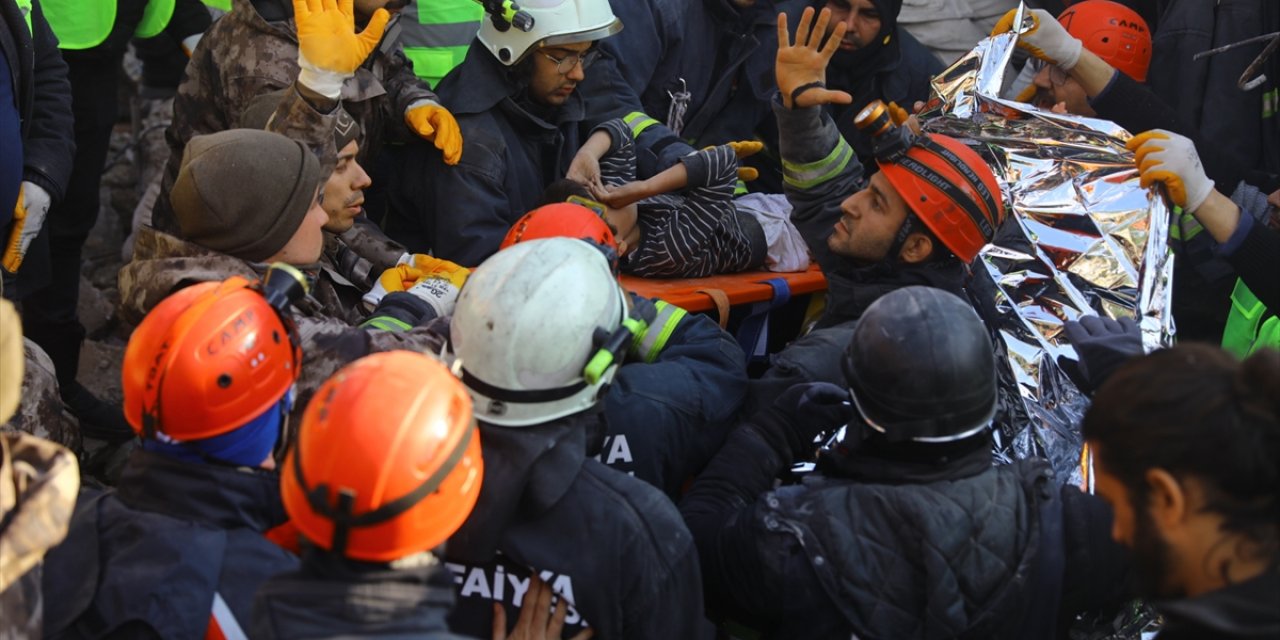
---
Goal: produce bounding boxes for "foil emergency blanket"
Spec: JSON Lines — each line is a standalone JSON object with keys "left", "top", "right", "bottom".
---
{"left": 920, "top": 5, "right": 1176, "bottom": 488}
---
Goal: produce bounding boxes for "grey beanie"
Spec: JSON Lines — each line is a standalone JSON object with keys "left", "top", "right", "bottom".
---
{"left": 170, "top": 129, "right": 324, "bottom": 262}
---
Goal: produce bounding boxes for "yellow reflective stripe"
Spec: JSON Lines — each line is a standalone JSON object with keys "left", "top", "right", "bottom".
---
{"left": 1263, "top": 87, "right": 1277, "bottom": 120}
{"left": 733, "top": 179, "right": 748, "bottom": 196}
{"left": 782, "top": 137, "right": 853, "bottom": 189}
{"left": 41, "top": 0, "right": 115, "bottom": 49}
{"left": 633, "top": 301, "right": 687, "bottom": 363}
{"left": 623, "top": 112, "right": 660, "bottom": 138}
{"left": 361, "top": 315, "right": 413, "bottom": 332}
{"left": 404, "top": 46, "right": 471, "bottom": 86}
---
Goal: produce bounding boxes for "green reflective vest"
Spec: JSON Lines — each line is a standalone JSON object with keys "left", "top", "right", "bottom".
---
{"left": 1221, "top": 278, "right": 1279, "bottom": 358}
{"left": 40, "top": 0, "right": 175, "bottom": 50}
{"left": 202, "top": 0, "right": 230, "bottom": 11}
{"left": 399, "top": 0, "right": 481, "bottom": 87}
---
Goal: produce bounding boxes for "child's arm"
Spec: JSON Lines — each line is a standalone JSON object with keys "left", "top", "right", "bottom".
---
{"left": 567, "top": 128, "right": 618, "bottom": 193}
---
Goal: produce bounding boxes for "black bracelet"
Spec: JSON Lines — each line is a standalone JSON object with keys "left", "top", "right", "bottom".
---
{"left": 789, "top": 81, "right": 826, "bottom": 107}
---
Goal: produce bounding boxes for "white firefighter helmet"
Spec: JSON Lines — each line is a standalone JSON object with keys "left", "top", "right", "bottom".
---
{"left": 451, "top": 237, "right": 627, "bottom": 426}
{"left": 477, "top": 0, "right": 622, "bottom": 66}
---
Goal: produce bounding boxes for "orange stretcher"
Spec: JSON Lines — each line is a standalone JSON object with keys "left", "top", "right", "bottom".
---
{"left": 622, "top": 266, "right": 828, "bottom": 362}
{"left": 621, "top": 264, "right": 827, "bottom": 318}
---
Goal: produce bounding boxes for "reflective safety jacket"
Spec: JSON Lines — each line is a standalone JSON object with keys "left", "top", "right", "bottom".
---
{"left": 397, "top": 0, "right": 480, "bottom": 88}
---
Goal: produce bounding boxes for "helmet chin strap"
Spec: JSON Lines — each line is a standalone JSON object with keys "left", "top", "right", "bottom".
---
{"left": 883, "top": 214, "right": 920, "bottom": 266}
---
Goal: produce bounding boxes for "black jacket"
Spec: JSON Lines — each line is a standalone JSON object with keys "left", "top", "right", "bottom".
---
{"left": 253, "top": 548, "right": 470, "bottom": 639}
{"left": 1154, "top": 571, "right": 1280, "bottom": 640}
{"left": 42, "top": 450, "right": 298, "bottom": 639}
{"left": 0, "top": 0, "right": 73, "bottom": 203}
{"left": 443, "top": 419, "right": 706, "bottom": 640}
{"left": 681, "top": 425, "right": 1131, "bottom": 639}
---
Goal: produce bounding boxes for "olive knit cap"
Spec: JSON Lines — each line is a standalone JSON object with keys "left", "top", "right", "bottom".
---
{"left": 170, "top": 129, "right": 324, "bottom": 262}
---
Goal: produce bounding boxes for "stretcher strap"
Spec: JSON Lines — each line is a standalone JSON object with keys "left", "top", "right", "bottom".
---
{"left": 694, "top": 288, "right": 731, "bottom": 329}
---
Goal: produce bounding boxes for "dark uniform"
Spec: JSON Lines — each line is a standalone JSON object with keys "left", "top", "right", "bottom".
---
{"left": 444, "top": 420, "right": 707, "bottom": 640}
{"left": 681, "top": 426, "right": 1132, "bottom": 639}
{"left": 42, "top": 450, "right": 298, "bottom": 638}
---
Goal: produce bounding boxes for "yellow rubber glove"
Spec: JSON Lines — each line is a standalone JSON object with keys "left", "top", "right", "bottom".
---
{"left": 400, "top": 253, "right": 470, "bottom": 288}
{"left": 708, "top": 140, "right": 764, "bottom": 182}
{"left": 293, "top": 0, "right": 389, "bottom": 98}
{"left": 405, "top": 101, "right": 463, "bottom": 165}
{"left": 990, "top": 8, "right": 1082, "bottom": 69}
{"left": 3, "top": 183, "right": 51, "bottom": 274}
{"left": 886, "top": 101, "right": 909, "bottom": 126}
{"left": 1125, "top": 130, "right": 1214, "bottom": 212}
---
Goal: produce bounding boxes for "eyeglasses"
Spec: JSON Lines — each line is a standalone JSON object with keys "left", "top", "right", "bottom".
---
{"left": 539, "top": 48, "right": 602, "bottom": 75}
{"left": 1032, "top": 59, "right": 1070, "bottom": 87}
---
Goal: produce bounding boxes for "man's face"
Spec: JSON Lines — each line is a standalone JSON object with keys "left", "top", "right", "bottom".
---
{"left": 1032, "top": 64, "right": 1095, "bottom": 116}
{"left": 825, "top": 0, "right": 882, "bottom": 52}
{"left": 270, "top": 189, "right": 329, "bottom": 265}
{"left": 528, "top": 42, "right": 592, "bottom": 107}
{"left": 1092, "top": 451, "right": 1181, "bottom": 599}
{"left": 829, "top": 172, "right": 910, "bottom": 261}
{"left": 321, "top": 140, "right": 371, "bottom": 233}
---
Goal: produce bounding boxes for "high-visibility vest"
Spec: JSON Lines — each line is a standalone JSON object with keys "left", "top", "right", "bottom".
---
{"left": 40, "top": 0, "right": 176, "bottom": 50}
{"left": 1221, "top": 278, "right": 1280, "bottom": 358}
{"left": 201, "top": 0, "right": 230, "bottom": 12}
{"left": 398, "top": 0, "right": 481, "bottom": 87}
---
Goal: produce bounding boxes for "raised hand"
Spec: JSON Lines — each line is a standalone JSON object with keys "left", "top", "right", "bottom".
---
{"left": 776, "top": 7, "right": 853, "bottom": 109}
{"left": 294, "top": 0, "right": 389, "bottom": 97}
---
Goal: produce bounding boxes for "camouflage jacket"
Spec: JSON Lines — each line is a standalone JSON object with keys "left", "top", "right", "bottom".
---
{"left": 153, "top": 0, "right": 436, "bottom": 232}
{"left": 2, "top": 343, "right": 79, "bottom": 451}
{"left": 118, "top": 228, "right": 447, "bottom": 422}
{"left": 0, "top": 433, "right": 79, "bottom": 639}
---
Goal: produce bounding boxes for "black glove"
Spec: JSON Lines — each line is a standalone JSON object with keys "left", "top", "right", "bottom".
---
{"left": 362, "top": 291, "right": 436, "bottom": 330}
{"left": 750, "top": 382, "right": 852, "bottom": 462}
{"left": 1063, "top": 315, "right": 1142, "bottom": 392}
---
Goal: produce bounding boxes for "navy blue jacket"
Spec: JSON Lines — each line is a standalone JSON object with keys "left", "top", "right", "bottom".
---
{"left": 0, "top": 0, "right": 73, "bottom": 206}
{"left": 387, "top": 40, "right": 692, "bottom": 264}
{"left": 602, "top": 305, "right": 748, "bottom": 498}
{"left": 42, "top": 451, "right": 298, "bottom": 639}
{"left": 444, "top": 420, "right": 706, "bottom": 640}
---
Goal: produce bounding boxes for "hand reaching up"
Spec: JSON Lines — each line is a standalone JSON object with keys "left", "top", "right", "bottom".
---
{"left": 776, "top": 7, "right": 853, "bottom": 109}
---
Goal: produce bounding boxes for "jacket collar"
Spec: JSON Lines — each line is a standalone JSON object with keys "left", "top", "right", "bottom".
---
{"left": 1157, "top": 571, "right": 1280, "bottom": 638}
{"left": 446, "top": 414, "right": 592, "bottom": 562}
{"left": 115, "top": 449, "right": 289, "bottom": 532}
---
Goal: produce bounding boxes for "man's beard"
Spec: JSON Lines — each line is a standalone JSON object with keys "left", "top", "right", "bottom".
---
{"left": 1132, "top": 502, "right": 1185, "bottom": 600}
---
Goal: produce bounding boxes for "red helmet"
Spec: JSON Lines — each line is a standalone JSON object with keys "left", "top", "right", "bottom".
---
{"left": 122, "top": 275, "right": 302, "bottom": 441}
{"left": 501, "top": 202, "right": 618, "bottom": 253}
{"left": 282, "top": 351, "right": 484, "bottom": 562}
{"left": 1060, "top": 0, "right": 1152, "bottom": 81}
{"left": 878, "top": 133, "right": 1005, "bottom": 264}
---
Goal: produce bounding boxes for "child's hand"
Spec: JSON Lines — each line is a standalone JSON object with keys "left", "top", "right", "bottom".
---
{"left": 567, "top": 153, "right": 605, "bottom": 194}
{"left": 600, "top": 181, "right": 651, "bottom": 209}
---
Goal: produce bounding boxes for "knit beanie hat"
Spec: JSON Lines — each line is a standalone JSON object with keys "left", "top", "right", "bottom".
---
{"left": 239, "top": 89, "right": 363, "bottom": 152}
{"left": 170, "top": 129, "right": 324, "bottom": 263}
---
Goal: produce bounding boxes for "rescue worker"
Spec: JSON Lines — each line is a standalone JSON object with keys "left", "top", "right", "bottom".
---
{"left": 386, "top": 0, "right": 689, "bottom": 264}
{"left": 396, "top": 0, "right": 482, "bottom": 87}
{"left": 443, "top": 238, "right": 707, "bottom": 638}
{"left": 994, "top": 5, "right": 1279, "bottom": 352}
{"left": 151, "top": 0, "right": 463, "bottom": 233}
{"left": 0, "top": 298, "right": 79, "bottom": 638}
{"left": 13, "top": 0, "right": 209, "bottom": 442}
{"left": 748, "top": 6, "right": 1004, "bottom": 412}
{"left": 238, "top": 90, "right": 412, "bottom": 308}
{"left": 497, "top": 210, "right": 749, "bottom": 498}
{"left": 681, "top": 286, "right": 1131, "bottom": 638}
{"left": 41, "top": 269, "right": 307, "bottom": 637}
{"left": 0, "top": 0, "right": 72, "bottom": 287}
{"left": 786, "top": 0, "right": 944, "bottom": 172}
{"left": 119, "top": 128, "right": 462, "bottom": 423}
{"left": 1083, "top": 344, "right": 1280, "bottom": 639}
{"left": 252, "top": 350, "right": 483, "bottom": 638}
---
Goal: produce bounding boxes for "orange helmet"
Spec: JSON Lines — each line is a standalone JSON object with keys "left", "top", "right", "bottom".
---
{"left": 122, "top": 272, "right": 303, "bottom": 442}
{"left": 500, "top": 202, "right": 618, "bottom": 253}
{"left": 878, "top": 133, "right": 1005, "bottom": 264}
{"left": 1060, "top": 0, "right": 1152, "bottom": 81}
{"left": 282, "top": 351, "right": 484, "bottom": 562}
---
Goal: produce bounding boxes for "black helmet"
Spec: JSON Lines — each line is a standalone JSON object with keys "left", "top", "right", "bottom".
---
{"left": 842, "top": 287, "right": 996, "bottom": 443}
